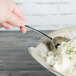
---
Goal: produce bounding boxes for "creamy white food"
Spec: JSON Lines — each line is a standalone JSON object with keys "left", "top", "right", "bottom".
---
{"left": 46, "top": 38, "right": 76, "bottom": 76}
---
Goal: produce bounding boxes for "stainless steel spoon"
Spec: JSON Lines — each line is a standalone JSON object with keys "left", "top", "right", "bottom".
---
{"left": 25, "top": 25, "right": 70, "bottom": 50}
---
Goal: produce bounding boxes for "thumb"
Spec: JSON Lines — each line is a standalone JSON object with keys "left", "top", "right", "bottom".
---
{"left": 8, "top": 13, "right": 26, "bottom": 26}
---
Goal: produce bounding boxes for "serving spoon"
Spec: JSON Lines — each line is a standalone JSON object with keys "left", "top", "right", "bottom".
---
{"left": 25, "top": 25, "right": 70, "bottom": 51}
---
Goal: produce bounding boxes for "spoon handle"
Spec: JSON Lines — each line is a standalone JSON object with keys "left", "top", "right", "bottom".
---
{"left": 25, "top": 25, "right": 52, "bottom": 40}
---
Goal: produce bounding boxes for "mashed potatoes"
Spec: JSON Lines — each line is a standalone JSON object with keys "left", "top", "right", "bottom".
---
{"left": 46, "top": 38, "right": 76, "bottom": 76}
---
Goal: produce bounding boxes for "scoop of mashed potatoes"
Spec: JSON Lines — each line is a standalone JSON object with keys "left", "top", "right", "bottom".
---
{"left": 46, "top": 38, "right": 76, "bottom": 76}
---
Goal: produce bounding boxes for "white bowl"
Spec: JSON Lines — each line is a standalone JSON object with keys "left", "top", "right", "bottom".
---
{"left": 28, "top": 26, "right": 76, "bottom": 76}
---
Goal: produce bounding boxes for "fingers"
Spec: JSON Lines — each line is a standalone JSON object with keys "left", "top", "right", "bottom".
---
{"left": 1, "top": 22, "right": 27, "bottom": 33}
{"left": 20, "top": 26, "right": 27, "bottom": 34}
{"left": 13, "top": 4, "right": 25, "bottom": 19}
{"left": 8, "top": 13, "right": 25, "bottom": 26}
{"left": 2, "top": 22, "right": 12, "bottom": 29}
{"left": 10, "top": 3, "right": 26, "bottom": 25}
{"left": 12, "top": 4, "right": 27, "bottom": 34}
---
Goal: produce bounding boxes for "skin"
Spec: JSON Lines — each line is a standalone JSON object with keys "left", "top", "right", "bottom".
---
{"left": 0, "top": 0, "right": 26, "bottom": 34}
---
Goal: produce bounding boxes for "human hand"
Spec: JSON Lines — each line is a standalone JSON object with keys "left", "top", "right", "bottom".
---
{"left": 0, "top": 0, "right": 26, "bottom": 33}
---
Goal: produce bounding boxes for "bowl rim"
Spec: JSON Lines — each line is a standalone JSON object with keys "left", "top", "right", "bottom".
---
{"left": 37, "top": 26, "right": 76, "bottom": 46}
